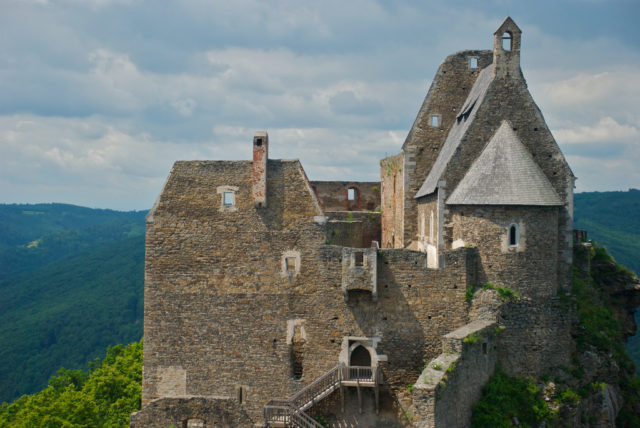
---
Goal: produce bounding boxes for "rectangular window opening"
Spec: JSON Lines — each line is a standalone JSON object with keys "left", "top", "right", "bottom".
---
{"left": 223, "top": 192, "right": 234, "bottom": 206}
{"left": 347, "top": 188, "right": 356, "bottom": 201}
{"left": 355, "top": 252, "right": 364, "bottom": 267}
{"left": 431, "top": 114, "right": 440, "bottom": 127}
{"left": 469, "top": 57, "right": 478, "bottom": 69}
{"left": 285, "top": 257, "right": 296, "bottom": 272}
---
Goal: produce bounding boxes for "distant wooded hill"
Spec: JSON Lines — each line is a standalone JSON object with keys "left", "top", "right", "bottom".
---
{"left": 0, "top": 191, "right": 638, "bottom": 403}
{"left": 0, "top": 204, "right": 146, "bottom": 403}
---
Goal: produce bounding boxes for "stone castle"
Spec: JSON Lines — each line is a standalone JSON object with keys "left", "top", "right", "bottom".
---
{"left": 131, "top": 18, "right": 578, "bottom": 427}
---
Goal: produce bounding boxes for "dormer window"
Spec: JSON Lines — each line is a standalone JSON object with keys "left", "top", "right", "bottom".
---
{"left": 502, "top": 32, "right": 512, "bottom": 51}
{"left": 217, "top": 185, "right": 239, "bottom": 212}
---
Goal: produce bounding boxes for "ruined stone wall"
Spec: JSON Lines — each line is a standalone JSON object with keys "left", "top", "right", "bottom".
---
{"left": 497, "top": 297, "right": 575, "bottom": 378}
{"left": 310, "top": 180, "right": 380, "bottom": 211}
{"left": 380, "top": 153, "right": 404, "bottom": 248}
{"left": 436, "top": 71, "right": 574, "bottom": 291}
{"left": 130, "top": 397, "right": 253, "bottom": 428}
{"left": 412, "top": 320, "right": 498, "bottom": 428}
{"left": 449, "top": 205, "right": 559, "bottom": 299}
{"left": 401, "top": 50, "right": 494, "bottom": 246}
{"left": 325, "top": 211, "right": 381, "bottom": 248}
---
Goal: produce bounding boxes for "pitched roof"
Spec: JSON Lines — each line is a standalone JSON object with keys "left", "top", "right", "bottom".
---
{"left": 415, "top": 64, "right": 494, "bottom": 198}
{"left": 446, "top": 121, "right": 562, "bottom": 206}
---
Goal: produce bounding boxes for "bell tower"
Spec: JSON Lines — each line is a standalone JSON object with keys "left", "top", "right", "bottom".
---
{"left": 493, "top": 16, "right": 522, "bottom": 79}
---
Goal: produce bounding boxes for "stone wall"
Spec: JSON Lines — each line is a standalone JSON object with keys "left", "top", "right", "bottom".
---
{"left": 412, "top": 320, "right": 498, "bottom": 428}
{"left": 401, "top": 50, "right": 494, "bottom": 247}
{"left": 311, "top": 180, "right": 380, "bottom": 211}
{"left": 380, "top": 153, "right": 404, "bottom": 248}
{"left": 449, "top": 205, "right": 559, "bottom": 299}
{"left": 130, "top": 396, "right": 253, "bottom": 428}
{"left": 325, "top": 211, "right": 381, "bottom": 248}
{"left": 497, "top": 297, "right": 575, "bottom": 378}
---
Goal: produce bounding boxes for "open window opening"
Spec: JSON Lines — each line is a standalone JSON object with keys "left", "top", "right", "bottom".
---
{"left": 354, "top": 252, "right": 364, "bottom": 267}
{"left": 502, "top": 32, "right": 512, "bottom": 51}
{"left": 469, "top": 56, "right": 478, "bottom": 69}
{"left": 223, "top": 192, "right": 234, "bottom": 206}
{"left": 430, "top": 114, "right": 440, "bottom": 127}
{"left": 348, "top": 187, "right": 356, "bottom": 201}
{"left": 508, "top": 224, "right": 518, "bottom": 247}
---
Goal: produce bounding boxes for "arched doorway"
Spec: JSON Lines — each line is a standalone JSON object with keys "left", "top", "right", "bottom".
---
{"left": 350, "top": 345, "right": 372, "bottom": 367}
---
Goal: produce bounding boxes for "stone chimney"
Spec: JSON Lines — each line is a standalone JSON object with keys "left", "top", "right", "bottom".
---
{"left": 493, "top": 16, "right": 522, "bottom": 79}
{"left": 252, "top": 131, "right": 268, "bottom": 208}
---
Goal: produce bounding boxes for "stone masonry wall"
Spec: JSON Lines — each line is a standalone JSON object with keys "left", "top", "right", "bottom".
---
{"left": 311, "top": 180, "right": 380, "bottom": 211}
{"left": 130, "top": 396, "right": 253, "bottom": 428}
{"left": 412, "top": 320, "right": 498, "bottom": 428}
{"left": 325, "top": 211, "right": 381, "bottom": 248}
{"left": 380, "top": 153, "right": 404, "bottom": 248}
{"left": 497, "top": 297, "right": 575, "bottom": 378}
{"left": 144, "top": 156, "right": 480, "bottom": 425}
{"left": 401, "top": 50, "right": 494, "bottom": 247}
{"left": 449, "top": 205, "right": 559, "bottom": 299}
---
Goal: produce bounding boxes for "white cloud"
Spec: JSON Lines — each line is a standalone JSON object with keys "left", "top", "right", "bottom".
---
{"left": 555, "top": 117, "right": 640, "bottom": 144}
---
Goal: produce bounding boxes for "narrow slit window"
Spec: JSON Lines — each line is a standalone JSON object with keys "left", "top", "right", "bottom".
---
{"left": 348, "top": 188, "right": 356, "bottom": 201}
{"left": 509, "top": 225, "right": 518, "bottom": 247}
{"left": 355, "top": 252, "right": 364, "bottom": 267}
{"left": 469, "top": 57, "right": 478, "bottom": 69}
{"left": 502, "top": 32, "right": 512, "bottom": 51}
{"left": 223, "top": 192, "right": 234, "bottom": 206}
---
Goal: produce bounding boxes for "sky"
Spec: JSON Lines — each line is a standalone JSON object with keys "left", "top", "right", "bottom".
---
{"left": 1, "top": 0, "right": 639, "bottom": 211}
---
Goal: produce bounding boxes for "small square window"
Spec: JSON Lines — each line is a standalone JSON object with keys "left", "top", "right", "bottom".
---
{"left": 223, "top": 192, "right": 234, "bottom": 206}
{"left": 469, "top": 57, "right": 478, "bottom": 70}
{"left": 285, "top": 257, "right": 296, "bottom": 272}
{"left": 430, "top": 114, "right": 440, "bottom": 127}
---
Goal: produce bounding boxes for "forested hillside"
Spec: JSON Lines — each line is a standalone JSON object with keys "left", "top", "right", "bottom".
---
{"left": 573, "top": 189, "right": 640, "bottom": 367}
{"left": 0, "top": 204, "right": 146, "bottom": 403}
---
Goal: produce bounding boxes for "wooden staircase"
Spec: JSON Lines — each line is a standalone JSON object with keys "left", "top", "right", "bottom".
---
{"left": 264, "top": 364, "right": 380, "bottom": 428}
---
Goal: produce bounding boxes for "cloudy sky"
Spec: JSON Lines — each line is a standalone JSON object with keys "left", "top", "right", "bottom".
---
{"left": 1, "top": 0, "right": 639, "bottom": 210}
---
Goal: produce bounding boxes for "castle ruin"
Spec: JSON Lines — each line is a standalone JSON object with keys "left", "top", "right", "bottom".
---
{"left": 131, "top": 17, "right": 578, "bottom": 427}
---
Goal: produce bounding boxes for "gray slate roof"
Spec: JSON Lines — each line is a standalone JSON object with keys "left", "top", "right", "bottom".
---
{"left": 446, "top": 121, "right": 562, "bottom": 206}
{"left": 415, "top": 64, "right": 494, "bottom": 198}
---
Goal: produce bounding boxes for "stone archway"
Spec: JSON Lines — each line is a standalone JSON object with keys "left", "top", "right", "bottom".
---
{"left": 350, "top": 345, "right": 372, "bottom": 367}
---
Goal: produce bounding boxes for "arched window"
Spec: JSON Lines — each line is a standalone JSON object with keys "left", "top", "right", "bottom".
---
{"left": 502, "top": 32, "right": 512, "bottom": 51}
{"left": 509, "top": 224, "right": 518, "bottom": 247}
